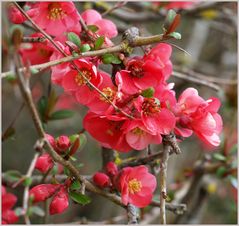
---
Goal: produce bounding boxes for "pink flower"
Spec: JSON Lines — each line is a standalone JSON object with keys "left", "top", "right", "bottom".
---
{"left": 175, "top": 88, "right": 223, "bottom": 147}
{"left": 35, "top": 153, "right": 54, "bottom": 173}
{"left": 45, "top": 133, "right": 56, "bottom": 149}
{"left": 133, "top": 96, "right": 176, "bottom": 136}
{"left": 81, "top": 9, "right": 118, "bottom": 39}
{"left": 83, "top": 112, "right": 132, "bottom": 152}
{"left": 62, "top": 59, "right": 103, "bottom": 106}
{"left": 55, "top": 135, "right": 71, "bottom": 153}
{"left": 50, "top": 42, "right": 71, "bottom": 86}
{"left": 27, "top": 2, "right": 81, "bottom": 36}
{"left": 20, "top": 33, "right": 54, "bottom": 65}
{"left": 122, "top": 120, "right": 162, "bottom": 150}
{"left": 2, "top": 186, "right": 18, "bottom": 224}
{"left": 116, "top": 44, "right": 172, "bottom": 95}
{"left": 49, "top": 187, "right": 69, "bottom": 215}
{"left": 93, "top": 172, "right": 111, "bottom": 188}
{"left": 117, "top": 166, "right": 156, "bottom": 208}
{"left": 106, "top": 162, "right": 118, "bottom": 177}
{"left": 8, "top": 4, "right": 26, "bottom": 24}
{"left": 29, "top": 184, "right": 61, "bottom": 203}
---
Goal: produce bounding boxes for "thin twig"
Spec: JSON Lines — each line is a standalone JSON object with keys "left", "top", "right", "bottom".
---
{"left": 102, "top": 2, "right": 128, "bottom": 17}
{"left": 22, "top": 152, "right": 40, "bottom": 224}
{"left": 159, "top": 136, "right": 171, "bottom": 224}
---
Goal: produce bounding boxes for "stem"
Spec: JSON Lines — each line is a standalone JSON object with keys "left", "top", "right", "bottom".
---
{"left": 159, "top": 137, "right": 171, "bottom": 224}
{"left": 127, "top": 204, "right": 138, "bottom": 224}
{"left": 22, "top": 152, "right": 40, "bottom": 224}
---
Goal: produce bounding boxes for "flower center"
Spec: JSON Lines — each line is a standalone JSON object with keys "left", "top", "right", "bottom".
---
{"left": 75, "top": 70, "right": 92, "bottom": 86}
{"left": 142, "top": 98, "right": 160, "bottom": 116}
{"left": 132, "top": 127, "right": 145, "bottom": 135}
{"left": 47, "top": 3, "right": 66, "bottom": 20}
{"left": 128, "top": 178, "right": 142, "bottom": 194}
{"left": 127, "top": 59, "right": 144, "bottom": 78}
{"left": 100, "top": 87, "right": 116, "bottom": 103}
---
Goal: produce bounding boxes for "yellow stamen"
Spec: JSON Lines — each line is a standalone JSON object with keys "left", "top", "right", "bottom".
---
{"left": 128, "top": 178, "right": 142, "bottom": 194}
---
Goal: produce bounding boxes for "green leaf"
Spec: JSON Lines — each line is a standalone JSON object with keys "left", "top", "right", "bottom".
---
{"left": 102, "top": 53, "right": 121, "bottom": 64}
{"left": 23, "top": 177, "right": 32, "bottom": 186}
{"left": 70, "top": 180, "right": 81, "bottom": 190}
{"left": 80, "top": 44, "right": 91, "bottom": 53}
{"left": 69, "top": 191, "right": 91, "bottom": 205}
{"left": 30, "top": 68, "right": 39, "bottom": 74}
{"left": 213, "top": 153, "right": 227, "bottom": 161}
{"left": 67, "top": 32, "right": 81, "bottom": 47}
{"left": 228, "top": 175, "right": 237, "bottom": 189}
{"left": 29, "top": 206, "right": 45, "bottom": 217}
{"left": 69, "top": 134, "right": 80, "bottom": 143}
{"left": 4, "top": 170, "right": 22, "bottom": 183}
{"left": 50, "top": 110, "right": 75, "bottom": 120}
{"left": 6, "top": 74, "right": 17, "bottom": 83}
{"left": 64, "top": 167, "right": 71, "bottom": 176}
{"left": 87, "top": 25, "right": 99, "bottom": 32}
{"left": 79, "top": 133, "right": 87, "bottom": 150}
{"left": 95, "top": 36, "right": 105, "bottom": 50}
{"left": 216, "top": 166, "right": 227, "bottom": 177}
{"left": 15, "top": 207, "right": 24, "bottom": 216}
{"left": 37, "top": 96, "right": 48, "bottom": 120}
{"left": 168, "top": 32, "right": 181, "bottom": 40}
{"left": 164, "top": 9, "right": 177, "bottom": 30}
{"left": 141, "top": 87, "right": 155, "bottom": 98}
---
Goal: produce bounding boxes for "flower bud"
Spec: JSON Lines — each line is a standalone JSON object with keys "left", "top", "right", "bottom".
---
{"left": 106, "top": 162, "right": 118, "bottom": 177}
{"left": 35, "top": 153, "right": 54, "bottom": 173}
{"left": 49, "top": 187, "right": 69, "bottom": 215}
{"left": 56, "top": 136, "right": 71, "bottom": 153}
{"left": 8, "top": 5, "right": 26, "bottom": 24}
{"left": 29, "top": 184, "right": 60, "bottom": 203}
{"left": 93, "top": 172, "right": 110, "bottom": 188}
{"left": 45, "top": 134, "right": 56, "bottom": 149}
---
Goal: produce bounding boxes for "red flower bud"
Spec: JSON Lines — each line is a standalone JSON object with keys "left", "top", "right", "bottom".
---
{"left": 35, "top": 153, "right": 54, "bottom": 173}
{"left": 8, "top": 5, "right": 26, "bottom": 24}
{"left": 93, "top": 172, "right": 110, "bottom": 188}
{"left": 45, "top": 134, "right": 56, "bottom": 149}
{"left": 56, "top": 136, "right": 71, "bottom": 153}
{"left": 49, "top": 187, "right": 69, "bottom": 215}
{"left": 29, "top": 184, "right": 60, "bottom": 203}
{"left": 106, "top": 162, "right": 118, "bottom": 176}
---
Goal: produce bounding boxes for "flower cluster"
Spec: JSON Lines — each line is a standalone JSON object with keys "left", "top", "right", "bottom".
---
{"left": 93, "top": 162, "right": 156, "bottom": 207}
{"left": 29, "top": 183, "right": 69, "bottom": 215}
{"left": 2, "top": 186, "right": 19, "bottom": 224}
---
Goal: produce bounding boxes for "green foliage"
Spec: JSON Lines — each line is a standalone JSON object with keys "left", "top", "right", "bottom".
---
{"left": 102, "top": 53, "right": 121, "bottom": 64}
{"left": 69, "top": 191, "right": 91, "bottom": 205}
{"left": 67, "top": 32, "right": 81, "bottom": 47}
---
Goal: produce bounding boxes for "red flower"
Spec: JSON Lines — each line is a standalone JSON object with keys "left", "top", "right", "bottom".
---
{"left": 49, "top": 187, "right": 69, "bottom": 215}
{"left": 116, "top": 44, "right": 172, "bottom": 95}
{"left": 62, "top": 59, "right": 103, "bottom": 106}
{"left": 83, "top": 112, "right": 132, "bottom": 152}
{"left": 174, "top": 88, "right": 223, "bottom": 147}
{"left": 55, "top": 135, "right": 71, "bottom": 153}
{"left": 106, "top": 162, "right": 118, "bottom": 177}
{"left": 81, "top": 9, "right": 118, "bottom": 46}
{"left": 45, "top": 133, "right": 56, "bottom": 149}
{"left": 20, "top": 33, "right": 53, "bottom": 65}
{"left": 93, "top": 172, "right": 111, "bottom": 188}
{"left": 29, "top": 184, "right": 61, "bottom": 203}
{"left": 27, "top": 2, "right": 80, "bottom": 36}
{"left": 2, "top": 186, "right": 18, "bottom": 224}
{"left": 50, "top": 42, "right": 71, "bottom": 86}
{"left": 133, "top": 96, "right": 176, "bottom": 136}
{"left": 35, "top": 153, "right": 54, "bottom": 173}
{"left": 117, "top": 166, "right": 156, "bottom": 208}
{"left": 8, "top": 4, "right": 26, "bottom": 24}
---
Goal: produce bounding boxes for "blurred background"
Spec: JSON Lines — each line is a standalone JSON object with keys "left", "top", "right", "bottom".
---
{"left": 1, "top": 1, "right": 238, "bottom": 224}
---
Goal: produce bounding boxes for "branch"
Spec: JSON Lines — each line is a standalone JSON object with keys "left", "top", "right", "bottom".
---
{"left": 159, "top": 136, "right": 171, "bottom": 224}
{"left": 127, "top": 204, "right": 138, "bottom": 224}
{"left": 150, "top": 201, "right": 187, "bottom": 215}
{"left": 22, "top": 152, "right": 40, "bottom": 224}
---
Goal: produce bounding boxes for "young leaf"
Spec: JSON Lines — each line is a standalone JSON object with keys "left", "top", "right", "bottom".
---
{"left": 67, "top": 32, "right": 81, "bottom": 47}
{"left": 49, "top": 110, "right": 75, "bottom": 120}
{"left": 87, "top": 25, "right": 99, "bottom": 32}
{"left": 95, "top": 36, "right": 105, "bottom": 50}
{"left": 79, "top": 133, "right": 87, "bottom": 150}
{"left": 216, "top": 166, "right": 227, "bottom": 177}
{"left": 37, "top": 96, "right": 48, "bottom": 121}
{"left": 4, "top": 170, "right": 22, "bottom": 183}
{"left": 141, "top": 87, "right": 155, "bottom": 98}
{"left": 70, "top": 180, "right": 81, "bottom": 191}
{"left": 23, "top": 177, "right": 32, "bottom": 187}
{"left": 29, "top": 206, "right": 45, "bottom": 217}
{"left": 102, "top": 53, "right": 121, "bottom": 64}
{"left": 168, "top": 32, "right": 182, "bottom": 40}
{"left": 213, "top": 153, "right": 227, "bottom": 161}
{"left": 69, "top": 191, "right": 91, "bottom": 205}
{"left": 80, "top": 44, "right": 91, "bottom": 53}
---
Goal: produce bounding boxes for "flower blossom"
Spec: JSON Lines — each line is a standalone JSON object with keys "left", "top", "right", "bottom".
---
{"left": 117, "top": 166, "right": 157, "bottom": 208}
